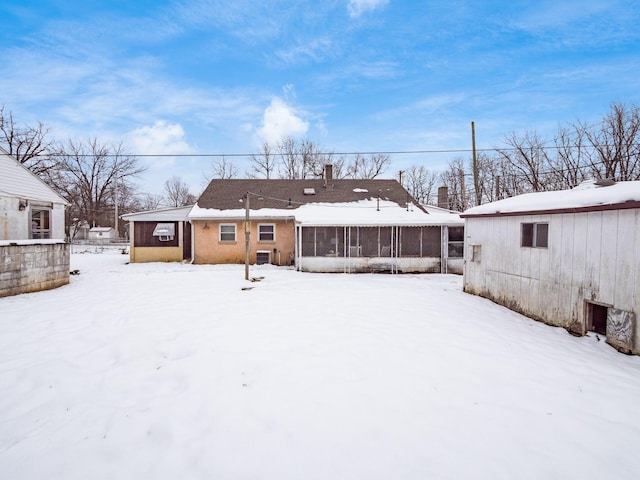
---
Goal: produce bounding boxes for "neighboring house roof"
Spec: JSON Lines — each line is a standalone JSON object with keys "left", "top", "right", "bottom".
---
{"left": 461, "top": 180, "right": 640, "bottom": 218}
{"left": 190, "top": 178, "right": 464, "bottom": 226}
{"left": 0, "top": 146, "right": 69, "bottom": 205}
{"left": 121, "top": 205, "right": 193, "bottom": 222}
{"left": 195, "top": 178, "right": 426, "bottom": 211}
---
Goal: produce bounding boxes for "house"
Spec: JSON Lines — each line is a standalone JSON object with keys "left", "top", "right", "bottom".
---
{"left": 461, "top": 179, "right": 640, "bottom": 354}
{"left": 88, "top": 226, "right": 117, "bottom": 241}
{"left": 0, "top": 146, "right": 70, "bottom": 297}
{"left": 188, "top": 165, "right": 464, "bottom": 274}
{"left": 0, "top": 146, "right": 67, "bottom": 241}
{"left": 121, "top": 205, "right": 192, "bottom": 263}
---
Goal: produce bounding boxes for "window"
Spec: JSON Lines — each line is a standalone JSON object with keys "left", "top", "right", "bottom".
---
{"left": 448, "top": 226, "right": 464, "bottom": 258}
{"left": 31, "top": 209, "right": 51, "bottom": 239}
{"left": 152, "top": 222, "right": 175, "bottom": 242}
{"left": 219, "top": 224, "right": 236, "bottom": 242}
{"left": 521, "top": 222, "right": 548, "bottom": 248}
{"left": 256, "top": 251, "right": 271, "bottom": 264}
{"left": 258, "top": 224, "right": 275, "bottom": 242}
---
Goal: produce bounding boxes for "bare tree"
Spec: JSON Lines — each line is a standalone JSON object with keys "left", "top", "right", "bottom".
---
{"left": 495, "top": 131, "right": 552, "bottom": 192}
{"left": 138, "top": 193, "right": 164, "bottom": 211}
{"left": 207, "top": 156, "right": 238, "bottom": 180}
{"left": 439, "top": 157, "right": 472, "bottom": 211}
{"left": 585, "top": 102, "right": 640, "bottom": 181}
{"left": 164, "top": 176, "right": 195, "bottom": 207}
{"left": 0, "top": 104, "right": 58, "bottom": 176}
{"left": 50, "top": 139, "right": 145, "bottom": 229}
{"left": 248, "top": 141, "right": 277, "bottom": 179}
{"left": 403, "top": 164, "right": 438, "bottom": 205}
{"left": 346, "top": 153, "right": 390, "bottom": 179}
{"left": 277, "top": 137, "right": 300, "bottom": 179}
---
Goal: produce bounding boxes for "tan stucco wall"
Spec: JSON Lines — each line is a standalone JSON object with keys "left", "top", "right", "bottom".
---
{"left": 130, "top": 246, "right": 183, "bottom": 263}
{"left": 193, "top": 219, "right": 295, "bottom": 265}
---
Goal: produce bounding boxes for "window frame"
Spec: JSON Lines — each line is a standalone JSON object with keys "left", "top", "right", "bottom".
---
{"left": 219, "top": 223, "right": 237, "bottom": 242}
{"left": 521, "top": 222, "right": 548, "bottom": 248}
{"left": 258, "top": 223, "right": 276, "bottom": 242}
{"left": 30, "top": 208, "right": 51, "bottom": 239}
{"left": 447, "top": 226, "right": 464, "bottom": 258}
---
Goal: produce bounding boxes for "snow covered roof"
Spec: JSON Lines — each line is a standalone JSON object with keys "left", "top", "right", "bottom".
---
{"left": 0, "top": 147, "right": 68, "bottom": 205}
{"left": 462, "top": 180, "right": 640, "bottom": 217}
{"left": 189, "top": 199, "right": 463, "bottom": 226}
{"left": 121, "top": 205, "right": 193, "bottom": 222}
{"left": 196, "top": 178, "right": 426, "bottom": 212}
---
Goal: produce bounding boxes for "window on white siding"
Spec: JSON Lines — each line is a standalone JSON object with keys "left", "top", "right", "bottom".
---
{"left": 31, "top": 209, "right": 51, "bottom": 239}
{"left": 219, "top": 224, "right": 236, "bottom": 242}
{"left": 521, "top": 222, "right": 548, "bottom": 248}
{"left": 258, "top": 224, "right": 275, "bottom": 242}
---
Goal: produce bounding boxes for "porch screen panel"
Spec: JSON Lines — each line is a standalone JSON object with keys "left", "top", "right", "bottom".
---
{"left": 422, "top": 226, "right": 441, "bottom": 257}
{"left": 359, "top": 227, "right": 379, "bottom": 256}
{"left": 400, "top": 227, "right": 421, "bottom": 257}
{"left": 336, "top": 227, "right": 347, "bottom": 257}
{"left": 379, "top": 227, "right": 392, "bottom": 257}
{"left": 348, "top": 227, "right": 362, "bottom": 257}
{"left": 301, "top": 227, "right": 316, "bottom": 256}
{"left": 315, "top": 227, "right": 340, "bottom": 256}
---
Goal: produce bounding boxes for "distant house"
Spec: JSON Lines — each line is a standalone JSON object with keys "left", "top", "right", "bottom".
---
{"left": 188, "top": 165, "right": 464, "bottom": 274}
{"left": 121, "top": 205, "right": 192, "bottom": 263}
{"left": 88, "top": 226, "right": 116, "bottom": 241}
{"left": 461, "top": 179, "right": 640, "bottom": 354}
{"left": 0, "top": 147, "right": 70, "bottom": 297}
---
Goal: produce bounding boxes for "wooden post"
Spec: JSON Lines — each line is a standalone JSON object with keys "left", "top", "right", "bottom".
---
{"left": 472, "top": 121, "right": 481, "bottom": 206}
{"left": 244, "top": 193, "right": 250, "bottom": 281}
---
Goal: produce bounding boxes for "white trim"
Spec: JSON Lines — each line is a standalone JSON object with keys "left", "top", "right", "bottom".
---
{"left": 258, "top": 223, "right": 276, "bottom": 242}
{"left": 219, "top": 223, "right": 237, "bottom": 242}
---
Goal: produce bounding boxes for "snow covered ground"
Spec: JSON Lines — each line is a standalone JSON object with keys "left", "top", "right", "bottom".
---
{"left": 1, "top": 248, "right": 640, "bottom": 480}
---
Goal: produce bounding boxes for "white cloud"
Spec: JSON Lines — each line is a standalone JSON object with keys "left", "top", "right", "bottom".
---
{"left": 256, "top": 97, "right": 309, "bottom": 144}
{"left": 128, "top": 121, "right": 193, "bottom": 155}
{"left": 348, "top": 0, "right": 389, "bottom": 18}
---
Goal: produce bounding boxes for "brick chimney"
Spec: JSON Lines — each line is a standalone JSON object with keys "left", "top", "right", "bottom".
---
{"left": 324, "top": 164, "right": 334, "bottom": 189}
{"left": 437, "top": 186, "right": 449, "bottom": 210}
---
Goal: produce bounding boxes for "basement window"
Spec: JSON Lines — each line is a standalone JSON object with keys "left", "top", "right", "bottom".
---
{"left": 152, "top": 222, "right": 175, "bottom": 242}
{"left": 521, "top": 222, "right": 548, "bottom": 248}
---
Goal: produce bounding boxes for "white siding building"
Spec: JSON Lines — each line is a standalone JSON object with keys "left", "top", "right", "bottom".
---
{"left": 0, "top": 147, "right": 68, "bottom": 241}
{"left": 461, "top": 180, "right": 640, "bottom": 354}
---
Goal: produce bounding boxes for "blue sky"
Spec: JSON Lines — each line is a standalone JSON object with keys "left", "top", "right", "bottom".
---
{"left": 1, "top": 0, "right": 639, "bottom": 195}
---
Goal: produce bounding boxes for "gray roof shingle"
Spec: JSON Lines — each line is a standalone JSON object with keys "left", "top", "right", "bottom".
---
{"left": 197, "top": 178, "right": 426, "bottom": 212}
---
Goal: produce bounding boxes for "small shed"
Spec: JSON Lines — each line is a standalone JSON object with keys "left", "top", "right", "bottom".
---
{"left": 461, "top": 180, "right": 640, "bottom": 354}
{"left": 121, "top": 206, "right": 193, "bottom": 263}
{"left": 88, "top": 226, "right": 116, "bottom": 241}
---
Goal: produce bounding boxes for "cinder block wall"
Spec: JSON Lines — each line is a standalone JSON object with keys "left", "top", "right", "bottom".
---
{"left": 0, "top": 242, "right": 70, "bottom": 297}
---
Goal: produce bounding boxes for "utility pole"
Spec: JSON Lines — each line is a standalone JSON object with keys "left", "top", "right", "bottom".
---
{"left": 244, "top": 192, "right": 250, "bottom": 281}
{"left": 471, "top": 121, "right": 481, "bottom": 206}
{"left": 114, "top": 160, "right": 119, "bottom": 239}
